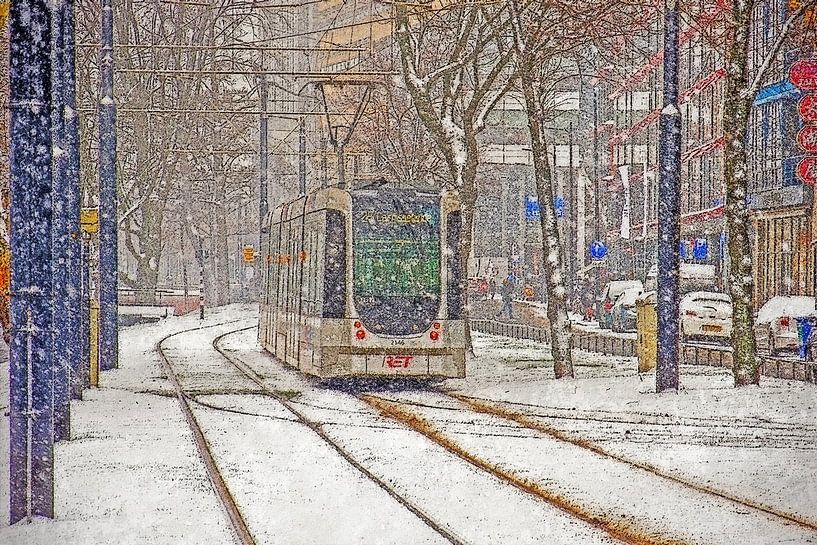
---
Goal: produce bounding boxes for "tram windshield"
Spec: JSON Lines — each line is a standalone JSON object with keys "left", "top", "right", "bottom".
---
{"left": 352, "top": 191, "right": 441, "bottom": 335}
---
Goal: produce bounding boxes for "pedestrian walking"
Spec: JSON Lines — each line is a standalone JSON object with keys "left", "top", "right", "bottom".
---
{"left": 495, "top": 276, "right": 515, "bottom": 319}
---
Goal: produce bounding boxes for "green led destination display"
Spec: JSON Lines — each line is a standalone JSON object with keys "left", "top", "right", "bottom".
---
{"left": 352, "top": 193, "right": 441, "bottom": 299}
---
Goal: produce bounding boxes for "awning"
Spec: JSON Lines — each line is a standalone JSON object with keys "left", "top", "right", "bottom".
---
{"left": 754, "top": 80, "right": 802, "bottom": 106}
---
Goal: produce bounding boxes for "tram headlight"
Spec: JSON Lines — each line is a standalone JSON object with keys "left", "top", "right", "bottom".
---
{"left": 356, "top": 329, "right": 366, "bottom": 340}
{"left": 429, "top": 330, "right": 440, "bottom": 341}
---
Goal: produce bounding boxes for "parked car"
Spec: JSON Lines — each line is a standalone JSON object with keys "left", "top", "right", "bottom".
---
{"left": 680, "top": 291, "right": 732, "bottom": 343}
{"left": 610, "top": 286, "right": 643, "bottom": 332}
{"left": 754, "top": 295, "right": 817, "bottom": 355}
{"left": 597, "top": 280, "right": 643, "bottom": 329}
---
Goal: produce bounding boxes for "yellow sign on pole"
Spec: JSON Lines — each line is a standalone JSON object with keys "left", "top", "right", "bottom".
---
{"left": 0, "top": 244, "right": 9, "bottom": 296}
{"left": 81, "top": 208, "right": 99, "bottom": 234}
{"left": 0, "top": 2, "right": 9, "bottom": 26}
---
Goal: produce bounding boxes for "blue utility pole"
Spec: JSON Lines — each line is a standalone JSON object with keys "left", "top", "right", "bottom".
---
{"left": 9, "top": 0, "right": 56, "bottom": 522}
{"left": 99, "top": 0, "right": 118, "bottom": 370}
{"left": 63, "top": 0, "right": 84, "bottom": 396}
{"left": 657, "top": 0, "right": 682, "bottom": 392}
{"left": 51, "top": 0, "right": 80, "bottom": 441}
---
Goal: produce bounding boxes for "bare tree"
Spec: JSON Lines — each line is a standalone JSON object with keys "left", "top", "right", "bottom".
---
{"left": 76, "top": 1, "right": 282, "bottom": 305}
{"left": 394, "top": 1, "right": 515, "bottom": 354}
{"left": 718, "top": 0, "right": 815, "bottom": 386}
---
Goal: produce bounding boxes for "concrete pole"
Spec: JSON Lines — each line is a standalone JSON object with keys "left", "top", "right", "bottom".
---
{"left": 98, "top": 0, "right": 118, "bottom": 370}
{"left": 8, "top": 0, "right": 56, "bottom": 522}
{"left": 657, "top": 0, "right": 682, "bottom": 392}
{"left": 259, "top": 78, "right": 269, "bottom": 242}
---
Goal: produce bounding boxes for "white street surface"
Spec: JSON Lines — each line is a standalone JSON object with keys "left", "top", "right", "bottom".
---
{"left": 2, "top": 304, "right": 816, "bottom": 544}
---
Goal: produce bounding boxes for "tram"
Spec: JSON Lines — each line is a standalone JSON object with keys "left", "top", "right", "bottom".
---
{"left": 258, "top": 186, "right": 466, "bottom": 378}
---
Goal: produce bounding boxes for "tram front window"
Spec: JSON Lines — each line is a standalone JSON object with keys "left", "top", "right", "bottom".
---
{"left": 352, "top": 191, "right": 442, "bottom": 335}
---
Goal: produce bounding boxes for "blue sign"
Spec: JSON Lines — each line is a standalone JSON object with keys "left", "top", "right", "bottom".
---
{"left": 693, "top": 238, "right": 708, "bottom": 261}
{"left": 589, "top": 240, "right": 607, "bottom": 260}
{"left": 525, "top": 195, "right": 540, "bottom": 220}
{"left": 679, "top": 241, "right": 688, "bottom": 259}
{"left": 719, "top": 231, "right": 726, "bottom": 260}
{"left": 554, "top": 196, "right": 565, "bottom": 218}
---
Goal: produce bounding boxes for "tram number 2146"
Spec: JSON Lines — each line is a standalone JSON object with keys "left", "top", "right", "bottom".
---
{"left": 384, "top": 355, "right": 414, "bottom": 369}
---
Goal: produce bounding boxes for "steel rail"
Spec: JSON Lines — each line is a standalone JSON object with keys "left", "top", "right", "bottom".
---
{"left": 445, "top": 392, "right": 817, "bottom": 534}
{"left": 156, "top": 320, "right": 257, "bottom": 545}
{"left": 211, "top": 328, "right": 472, "bottom": 545}
{"left": 360, "top": 394, "right": 683, "bottom": 545}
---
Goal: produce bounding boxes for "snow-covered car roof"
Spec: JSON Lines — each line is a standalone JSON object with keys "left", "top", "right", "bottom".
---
{"left": 603, "top": 280, "right": 643, "bottom": 300}
{"left": 612, "top": 287, "right": 643, "bottom": 308}
{"left": 756, "top": 295, "right": 817, "bottom": 324}
{"left": 680, "top": 291, "right": 732, "bottom": 305}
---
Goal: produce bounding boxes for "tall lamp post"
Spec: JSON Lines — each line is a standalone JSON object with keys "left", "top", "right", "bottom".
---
{"left": 98, "top": 0, "right": 119, "bottom": 370}
{"left": 657, "top": 0, "right": 682, "bottom": 392}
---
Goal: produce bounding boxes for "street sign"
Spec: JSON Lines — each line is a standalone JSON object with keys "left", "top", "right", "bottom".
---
{"left": 789, "top": 59, "right": 817, "bottom": 91}
{"left": 243, "top": 245, "right": 255, "bottom": 263}
{"left": 524, "top": 195, "right": 540, "bottom": 220}
{"left": 797, "top": 156, "right": 817, "bottom": 185}
{"left": 798, "top": 125, "right": 817, "bottom": 153}
{"left": 799, "top": 94, "right": 817, "bottom": 123}
{"left": 693, "top": 238, "right": 708, "bottom": 260}
{"left": 589, "top": 240, "right": 607, "bottom": 260}
{"left": 80, "top": 208, "right": 99, "bottom": 234}
{"left": 554, "top": 196, "right": 565, "bottom": 219}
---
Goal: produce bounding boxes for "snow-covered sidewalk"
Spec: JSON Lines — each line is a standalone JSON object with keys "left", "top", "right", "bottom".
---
{"left": 0, "top": 306, "right": 250, "bottom": 545}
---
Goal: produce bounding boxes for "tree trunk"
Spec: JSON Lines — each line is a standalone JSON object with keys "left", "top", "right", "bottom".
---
{"left": 723, "top": 1, "right": 759, "bottom": 386}
{"left": 213, "top": 168, "right": 230, "bottom": 306}
{"left": 519, "top": 73, "right": 574, "bottom": 378}
{"left": 460, "top": 129, "right": 480, "bottom": 356}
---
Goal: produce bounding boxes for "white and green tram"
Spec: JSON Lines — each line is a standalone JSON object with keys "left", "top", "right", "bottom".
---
{"left": 258, "top": 187, "right": 466, "bottom": 378}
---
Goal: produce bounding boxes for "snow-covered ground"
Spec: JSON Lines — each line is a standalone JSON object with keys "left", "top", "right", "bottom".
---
{"left": 2, "top": 305, "right": 816, "bottom": 544}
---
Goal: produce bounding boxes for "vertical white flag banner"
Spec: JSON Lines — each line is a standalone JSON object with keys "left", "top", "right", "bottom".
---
{"left": 642, "top": 160, "right": 649, "bottom": 240}
{"left": 619, "top": 164, "right": 631, "bottom": 240}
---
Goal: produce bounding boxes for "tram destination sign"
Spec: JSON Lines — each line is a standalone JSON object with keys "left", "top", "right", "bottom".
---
{"left": 790, "top": 59, "right": 817, "bottom": 91}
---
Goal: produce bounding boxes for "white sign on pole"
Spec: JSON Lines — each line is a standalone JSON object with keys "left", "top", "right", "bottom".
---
{"left": 619, "top": 164, "right": 631, "bottom": 240}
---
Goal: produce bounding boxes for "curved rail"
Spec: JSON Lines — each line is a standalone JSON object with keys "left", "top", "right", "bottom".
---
{"left": 211, "top": 328, "right": 472, "bottom": 545}
{"left": 156, "top": 321, "right": 257, "bottom": 545}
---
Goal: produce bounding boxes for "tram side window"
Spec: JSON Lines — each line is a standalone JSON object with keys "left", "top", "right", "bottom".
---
{"left": 266, "top": 222, "right": 280, "bottom": 306}
{"left": 446, "top": 211, "right": 463, "bottom": 319}
{"left": 278, "top": 221, "right": 289, "bottom": 310}
{"left": 323, "top": 209, "right": 346, "bottom": 318}
{"left": 301, "top": 218, "right": 323, "bottom": 316}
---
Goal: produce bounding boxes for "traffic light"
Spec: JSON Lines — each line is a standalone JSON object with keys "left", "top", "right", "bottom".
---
{"left": 243, "top": 245, "right": 255, "bottom": 263}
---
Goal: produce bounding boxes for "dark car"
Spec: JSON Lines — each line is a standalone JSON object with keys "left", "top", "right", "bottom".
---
{"left": 597, "top": 280, "right": 643, "bottom": 329}
{"left": 610, "top": 286, "right": 643, "bottom": 332}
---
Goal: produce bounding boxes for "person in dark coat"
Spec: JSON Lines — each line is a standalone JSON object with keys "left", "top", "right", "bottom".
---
{"left": 495, "top": 276, "right": 515, "bottom": 319}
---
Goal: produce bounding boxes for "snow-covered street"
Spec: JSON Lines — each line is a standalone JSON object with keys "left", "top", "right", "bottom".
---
{"left": 3, "top": 305, "right": 816, "bottom": 544}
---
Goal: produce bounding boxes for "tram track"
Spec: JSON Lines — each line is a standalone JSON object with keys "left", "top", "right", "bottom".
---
{"left": 170, "top": 323, "right": 817, "bottom": 545}
{"left": 214, "top": 330, "right": 684, "bottom": 545}
{"left": 359, "top": 390, "right": 817, "bottom": 537}
{"left": 155, "top": 320, "right": 257, "bottom": 545}
{"left": 209, "top": 328, "right": 473, "bottom": 545}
